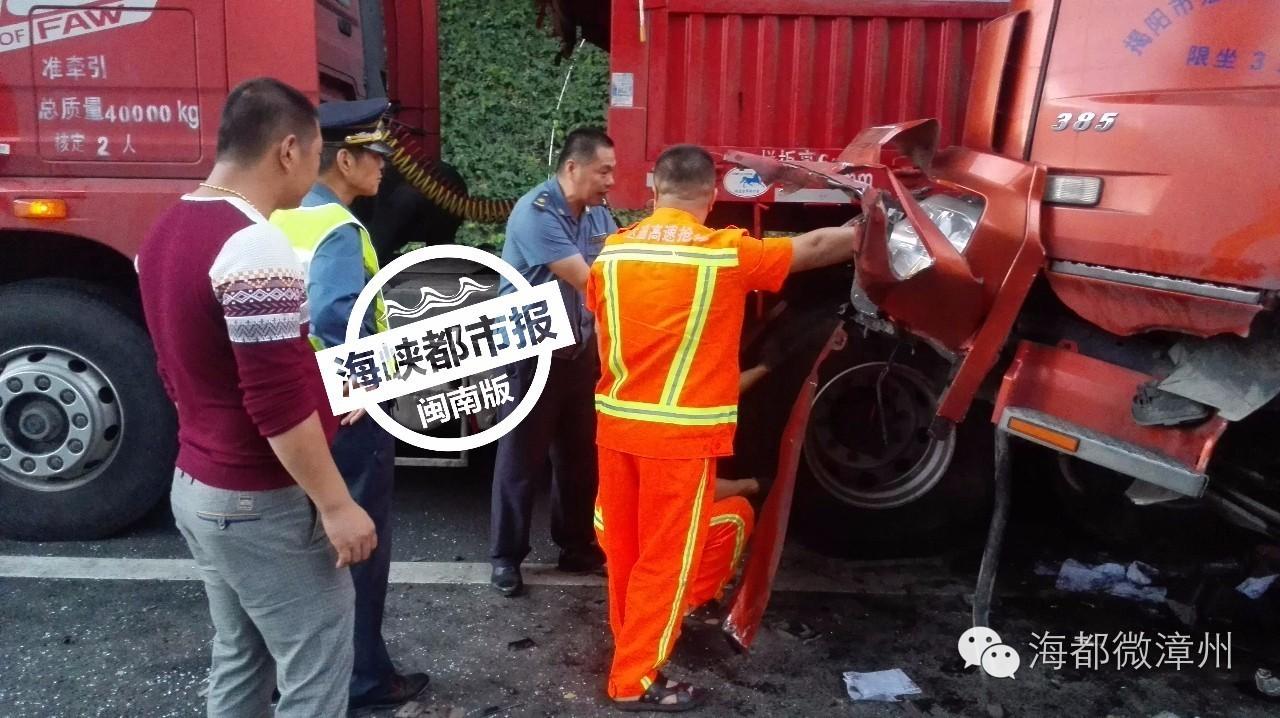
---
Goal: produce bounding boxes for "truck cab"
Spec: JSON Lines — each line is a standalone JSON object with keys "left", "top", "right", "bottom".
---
{"left": 0, "top": 0, "right": 440, "bottom": 540}
{"left": 734, "top": 0, "right": 1280, "bottom": 548}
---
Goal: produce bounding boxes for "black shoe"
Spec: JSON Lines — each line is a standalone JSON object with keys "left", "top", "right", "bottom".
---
{"left": 348, "top": 672, "right": 431, "bottom": 713}
{"left": 491, "top": 565, "right": 524, "bottom": 597}
{"left": 557, "top": 544, "right": 606, "bottom": 574}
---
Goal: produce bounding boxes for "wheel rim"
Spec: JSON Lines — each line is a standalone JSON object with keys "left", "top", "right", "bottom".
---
{"left": 803, "top": 362, "right": 955, "bottom": 510}
{"left": 0, "top": 346, "right": 123, "bottom": 493}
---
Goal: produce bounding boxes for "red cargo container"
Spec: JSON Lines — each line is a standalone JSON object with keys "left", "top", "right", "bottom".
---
{"left": 607, "top": 0, "right": 1008, "bottom": 228}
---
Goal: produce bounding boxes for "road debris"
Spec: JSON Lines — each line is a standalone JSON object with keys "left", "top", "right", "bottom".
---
{"left": 1054, "top": 559, "right": 1167, "bottom": 603}
{"left": 841, "top": 668, "right": 922, "bottom": 702}
{"left": 1256, "top": 668, "right": 1280, "bottom": 698}
{"left": 1236, "top": 575, "right": 1277, "bottom": 600}
{"left": 775, "top": 620, "right": 817, "bottom": 641}
{"left": 394, "top": 702, "right": 465, "bottom": 718}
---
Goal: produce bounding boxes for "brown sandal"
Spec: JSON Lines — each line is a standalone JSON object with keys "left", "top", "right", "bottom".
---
{"left": 613, "top": 676, "right": 706, "bottom": 712}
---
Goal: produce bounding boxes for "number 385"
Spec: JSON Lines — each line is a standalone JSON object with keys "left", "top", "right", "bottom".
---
{"left": 1051, "top": 112, "right": 1118, "bottom": 132}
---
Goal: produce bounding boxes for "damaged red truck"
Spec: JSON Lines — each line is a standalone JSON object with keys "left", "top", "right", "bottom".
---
{"left": 721, "top": 0, "right": 1280, "bottom": 558}
{"left": 3, "top": 0, "right": 1277, "bottom": 556}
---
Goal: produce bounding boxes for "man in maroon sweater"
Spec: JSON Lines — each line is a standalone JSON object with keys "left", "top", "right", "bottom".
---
{"left": 137, "top": 77, "right": 377, "bottom": 718}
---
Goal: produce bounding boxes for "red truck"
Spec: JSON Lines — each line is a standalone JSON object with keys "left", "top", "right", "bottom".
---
{"left": 0, "top": 0, "right": 470, "bottom": 539}
{"left": 718, "top": 0, "right": 1280, "bottom": 556}
{"left": 588, "top": 0, "right": 1017, "bottom": 554}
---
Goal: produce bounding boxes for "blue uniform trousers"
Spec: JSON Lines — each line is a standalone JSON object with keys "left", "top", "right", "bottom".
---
{"left": 489, "top": 350, "right": 599, "bottom": 567}
{"left": 330, "top": 414, "right": 397, "bottom": 702}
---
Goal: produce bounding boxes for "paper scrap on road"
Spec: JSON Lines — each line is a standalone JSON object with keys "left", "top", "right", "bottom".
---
{"left": 1236, "top": 574, "right": 1277, "bottom": 600}
{"left": 1054, "top": 559, "right": 1167, "bottom": 604}
{"left": 842, "top": 668, "right": 922, "bottom": 702}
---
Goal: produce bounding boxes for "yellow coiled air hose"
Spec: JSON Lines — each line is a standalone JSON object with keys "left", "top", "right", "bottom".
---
{"left": 384, "top": 123, "right": 517, "bottom": 225}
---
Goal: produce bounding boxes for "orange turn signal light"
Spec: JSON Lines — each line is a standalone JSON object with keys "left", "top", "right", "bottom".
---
{"left": 13, "top": 198, "right": 68, "bottom": 219}
{"left": 1007, "top": 417, "right": 1080, "bottom": 453}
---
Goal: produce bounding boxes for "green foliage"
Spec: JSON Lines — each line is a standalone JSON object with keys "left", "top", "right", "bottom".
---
{"left": 438, "top": 0, "right": 610, "bottom": 250}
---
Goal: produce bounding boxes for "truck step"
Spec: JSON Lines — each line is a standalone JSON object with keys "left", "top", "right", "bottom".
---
{"left": 992, "top": 342, "right": 1230, "bottom": 498}
{"left": 997, "top": 407, "right": 1206, "bottom": 498}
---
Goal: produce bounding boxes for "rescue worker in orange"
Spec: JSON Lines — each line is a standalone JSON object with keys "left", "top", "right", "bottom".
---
{"left": 587, "top": 144, "right": 860, "bottom": 711}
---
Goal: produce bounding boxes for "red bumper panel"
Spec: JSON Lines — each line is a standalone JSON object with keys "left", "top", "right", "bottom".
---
{"left": 993, "top": 341, "right": 1227, "bottom": 477}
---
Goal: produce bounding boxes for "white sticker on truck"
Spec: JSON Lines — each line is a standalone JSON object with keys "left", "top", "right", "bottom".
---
{"left": 722, "top": 167, "right": 770, "bottom": 198}
{"left": 610, "top": 72, "right": 634, "bottom": 108}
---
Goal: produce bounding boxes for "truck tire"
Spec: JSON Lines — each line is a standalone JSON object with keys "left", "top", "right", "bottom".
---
{"left": 0, "top": 280, "right": 176, "bottom": 540}
{"left": 792, "top": 335, "right": 994, "bottom": 556}
{"left": 1049, "top": 454, "right": 1214, "bottom": 546}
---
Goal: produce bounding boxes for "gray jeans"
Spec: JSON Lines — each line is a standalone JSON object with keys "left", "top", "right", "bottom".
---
{"left": 171, "top": 469, "right": 355, "bottom": 718}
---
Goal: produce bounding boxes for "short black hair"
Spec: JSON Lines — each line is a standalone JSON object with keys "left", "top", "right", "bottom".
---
{"left": 319, "top": 144, "right": 342, "bottom": 173}
{"left": 319, "top": 144, "right": 378, "bottom": 173}
{"left": 653, "top": 144, "right": 716, "bottom": 200}
{"left": 216, "top": 77, "right": 318, "bottom": 165}
{"left": 555, "top": 127, "right": 614, "bottom": 171}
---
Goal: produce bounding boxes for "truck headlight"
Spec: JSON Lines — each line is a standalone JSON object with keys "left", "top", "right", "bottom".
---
{"left": 887, "top": 194, "right": 983, "bottom": 280}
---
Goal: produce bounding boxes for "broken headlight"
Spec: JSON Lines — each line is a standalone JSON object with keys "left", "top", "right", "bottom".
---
{"left": 886, "top": 194, "right": 983, "bottom": 280}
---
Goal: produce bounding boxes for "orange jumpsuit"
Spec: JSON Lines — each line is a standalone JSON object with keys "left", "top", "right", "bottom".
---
{"left": 585, "top": 207, "right": 792, "bottom": 698}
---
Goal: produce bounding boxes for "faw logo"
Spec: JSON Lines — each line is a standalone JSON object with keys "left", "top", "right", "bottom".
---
{"left": 0, "top": 0, "right": 157, "bottom": 53}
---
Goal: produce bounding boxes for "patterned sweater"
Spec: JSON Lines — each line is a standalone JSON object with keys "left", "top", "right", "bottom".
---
{"left": 137, "top": 196, "right": 337, "bottom": 491}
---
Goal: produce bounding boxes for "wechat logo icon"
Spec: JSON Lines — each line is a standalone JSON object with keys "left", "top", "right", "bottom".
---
{"left": 958, "top": 627, "right": 1020, "bottom": 679}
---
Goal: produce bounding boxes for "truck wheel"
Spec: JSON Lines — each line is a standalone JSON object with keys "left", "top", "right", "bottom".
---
{"left": 794, "top": 337, "right": 994, "bottom": 556}
{"left": 0, "top": 280, "right": 176, "bottom": 540}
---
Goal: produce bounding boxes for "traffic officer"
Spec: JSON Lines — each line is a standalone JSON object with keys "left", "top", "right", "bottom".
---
{"left": 270, "top": 98, "right": 430, "bottom": 713}
{"left": 489, "top": 127, "right": 617, "bottom": 596}
{"left": 586, "top": 144, "right": 860, "bottom": 711}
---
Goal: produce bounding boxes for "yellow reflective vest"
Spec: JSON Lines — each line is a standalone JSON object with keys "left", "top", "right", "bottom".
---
{"left": 271, "top": 201, "right": 389, "bottom": 351}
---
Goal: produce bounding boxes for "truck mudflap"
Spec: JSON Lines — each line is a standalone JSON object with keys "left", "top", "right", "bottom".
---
{"left": 723, "top": 324, "right": 847, "bottom": 650}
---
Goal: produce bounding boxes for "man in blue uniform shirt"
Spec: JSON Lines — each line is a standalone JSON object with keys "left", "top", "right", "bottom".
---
{"left": 490, "top": 127, "right": 618, "bottom": 596}
{"left": 271, "top": 98, "right": 430, "bottom": 712}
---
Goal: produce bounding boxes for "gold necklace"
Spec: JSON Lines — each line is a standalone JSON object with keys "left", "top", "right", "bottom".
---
{"left": 197, "top": 182, "right": 262, "bottom": 215}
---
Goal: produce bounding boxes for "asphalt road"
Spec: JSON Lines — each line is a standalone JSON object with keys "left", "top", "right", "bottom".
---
{"left": 2, "top": 460, "right": 1278, "bottom": 718}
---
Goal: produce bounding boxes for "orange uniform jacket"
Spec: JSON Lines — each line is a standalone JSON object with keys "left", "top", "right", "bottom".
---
{"left": 586, "top": 207, "right": 794, "bottom": 459}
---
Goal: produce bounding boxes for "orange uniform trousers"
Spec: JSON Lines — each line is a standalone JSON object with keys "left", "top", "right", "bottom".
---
{"left": 594, "top": 447, "right": 755, "bottom": 699}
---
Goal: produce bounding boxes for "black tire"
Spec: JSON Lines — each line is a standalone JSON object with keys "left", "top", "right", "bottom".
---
{"left": 0, "top": 279, "right": 176, "bottom": 540}
{"left": 1048, "top": 453, "right": 1218, "bottom": 547}
{"left": 791, "top": 334, "right": 995, "bottom": 557}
